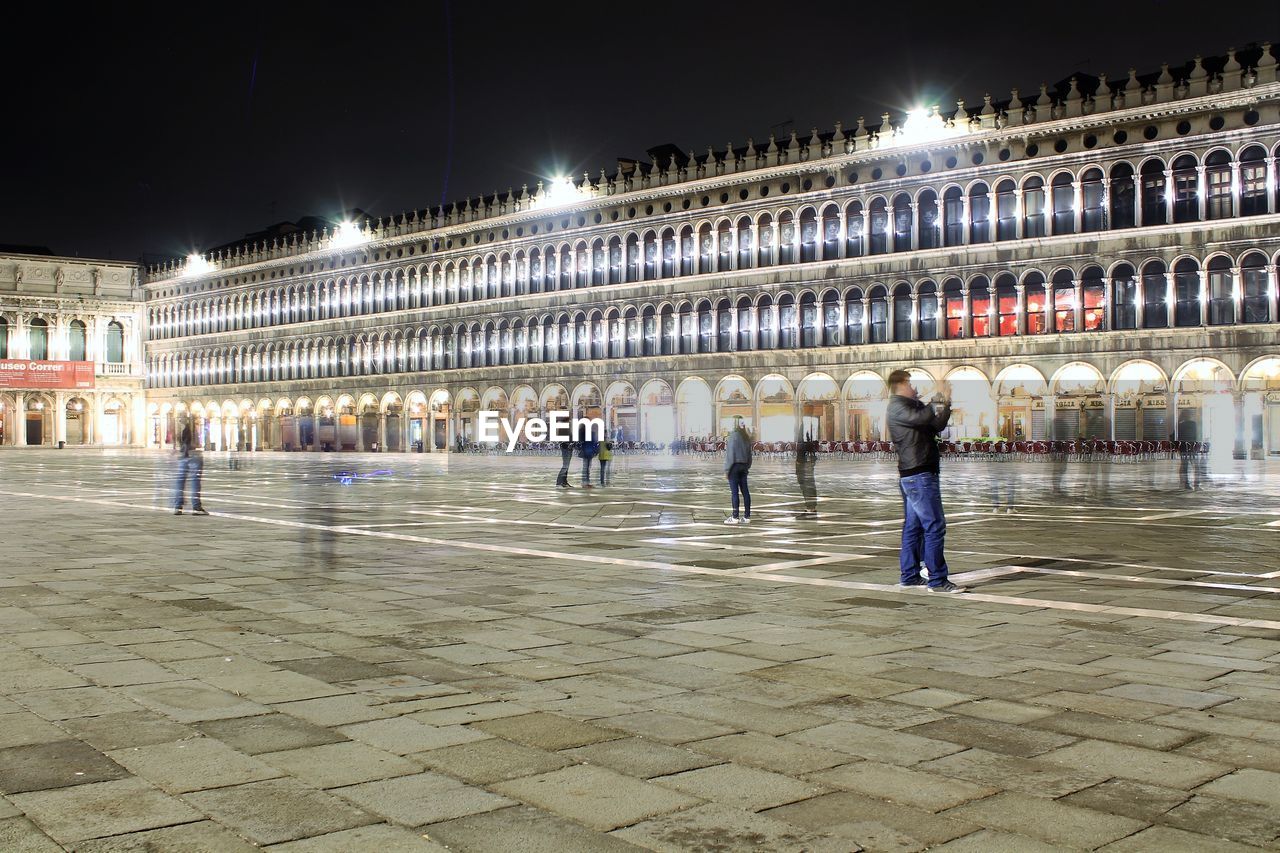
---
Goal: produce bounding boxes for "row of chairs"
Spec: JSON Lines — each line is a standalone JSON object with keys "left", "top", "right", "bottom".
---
{"left": 686, "top": 438, "right": 1208, "bottom": 462}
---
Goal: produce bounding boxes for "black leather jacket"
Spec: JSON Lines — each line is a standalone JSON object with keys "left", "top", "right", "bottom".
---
{"left": 887, "top": 394, "right": 951, "bottom": 476}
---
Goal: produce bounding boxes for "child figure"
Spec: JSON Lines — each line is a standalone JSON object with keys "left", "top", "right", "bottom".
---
{"left": 598, "top": 439, "right": 613, "bottom": 486}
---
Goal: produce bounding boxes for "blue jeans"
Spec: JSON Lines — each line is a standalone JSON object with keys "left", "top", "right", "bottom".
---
{"left": 581, "top": 454, "right": 595, "bottom": 484}
{"left": 728, "top": 463, "right": 751, "bottom": 518}
{"left": 173, "top": 456, "right": 204, "bottom": 510}
{"left": 899, "top": 472, "right": 948, "bottom": 586}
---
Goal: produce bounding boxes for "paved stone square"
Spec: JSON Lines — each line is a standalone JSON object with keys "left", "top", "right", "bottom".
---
{"left": 0, "top": 448, "right": 1278, "bottom": 850}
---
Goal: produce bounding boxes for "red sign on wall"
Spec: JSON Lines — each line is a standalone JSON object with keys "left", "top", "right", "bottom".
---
{"left": 0, "top": 360, "right": 95, "bottom": 389}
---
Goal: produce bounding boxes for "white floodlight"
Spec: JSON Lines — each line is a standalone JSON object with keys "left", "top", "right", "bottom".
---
{"left": 184, "top": 254, "right": 215, "bottom": 277}
{"left": 542, "top": 175, "right": 578, "bottom": 208}
{"left": 332, "top": 220, "right": 367, "bottom": 250}
{"left": 891, "top": 105, "right": 963, "bottom": 149}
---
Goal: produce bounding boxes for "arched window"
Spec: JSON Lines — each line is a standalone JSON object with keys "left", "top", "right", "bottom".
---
{"left": 1111, "top": 264, "right": 1138, "bottom": 331}
{"left": 969, "top": 183, "right": 991, "bottom": 243}
{"left": 1205, "top": 151, "right": 1233, "bottom": 220}
{"left": 845, "top": 201, "right": 864, "bottom": 257}
{"left": 1242, "top": 254, "right": 1270, "bottom": 323}
{"left": 680, "top": 227, "right": 695, "bottom": 275}
{"left": 779, "top": 293, "right": 797, "bottom": 349}
{"left": 942, "top": 279, "right": 964, "bottom": 339}
{"left": 1022, "top": 176, "right": 1046, "bottom": 237}
{"left": 1051, "top": 173, "right": 1075, "bottom": 234}
{"left": 608, "top": 238, "right": 623, "bottom": 284}
{"left": 641, "top": 307, "right": 657, "bottom": 356}
{"left": 1171, "top": 155, "right": 1198, "bottom": 223}
{"left": 559, "top": 316, "right": 574, "bottom": 361}
{"left": 0, "top": 317, "right": 7, "bottom": 358}
{"left": 698, "top": 226, "right": 713, "bottom": 274}
{"left": 625, "top": 236, "right": 640, "bottom": 282}
{"left": 543, "top": 248, "right": 558, "bottom": 292}
{"left": 561, "top": 247, "right": 575, "bottom": 291}
{"left": 845, "top": 288, "right": 865, "bottom": 345}
{"left": 868, "top": 199, "right": 889, "bottom": 255}
{"left": 758, "top": 213, "right": 775, "bottom": 266}
{"left": 868, "top": 287, "right": 888, "bottom": 343}
{"left": 917, "top": 281, "right": 938, "bottom": 341}
{"left": 1052, "top": 269, "right": 1076, "bottom": 333}
{"left": 892, "top": 284, "right": 912, "bottom": 342}
{"left": 661, "top": 230, "right": 676, "bottom": 278}
{"left": 1142, "top": 261, "right": 1169, "bottom": 328}
{"left": 892, "top": 195, "right": 912, "bottom": 252}
{"left": 699, "top": 301, "right": 715, "bottom": 353}
{"left": 1174, "top": 258, "right": 1201, "bottom": 326}
{"left": 677, "top": 305, "right": 693, "bottom": 354}
{"left": 1081, "top": 169, "right": 1106, "bottom": 231}
{"left": 778, "top": 211, "right": 796, "bottom": 265}
{"left": 1110, "top": 163, "right": 1135, "bottom": 228}
{"left": 542, "top": 319, "right": 557, "bottom": 363}
{"left": 659, "top": 306, "right": 676, "bottom": 355}
{"left": 918, "top": 190, "right": 940, "bottom": 249}
{"left": 715, "top": 300, "right": 732, "bottom": 352}
{"left": 1141, "top": 160, "right": 1167, "bottom": 226}
{"left": 943, "top": 187, "right": 964, "bottom": 246}
{"left": 1240, "top": 146, "right": 1268, "bottom": 216}
{"left": 576, "top": 315, "right": 590, "bottom": 359}
{"left": 69, "top": 320, "right": 86, "bottom": 361}
{"left": 29, "top": 318, "right": 49, "bottom": 360}
{"left": 106, "top": 321, "right": 124, "bottom": 363}
{"left": 717, "top": 222, "right": 733, "bottom": 270}
{"left": 736, "top": 218, "right": 754, "bottom": 269}
{"left": 1207, "top": 256, "right": 1234, "bottom": 325}
{"left": 995, "top": 274, "right": 1018, "bottom": 336}
{"left": 1024, "top": 273, "right": 1048, "bottom": 335}
{"left": 799, "top": 209, "right": 818, "bottom": 263}
{"left": 757, "top": 296, "right": 775, "bottom": 348}
{"left": 800, "top": 292, "right": 818, "bottom": 348}
{"left": 970, "top": 276, "right": 991, "bottom": 337}
{"left": 736, "top": 298, "right": 753, "bottom": 351}
{"left": 593, "top": 241, "right": 607, "bottom": 285}
{"left": 822, "top": 205, "right": 840, "bottom": 259}
{"left": 994, "top": 181, "right": 1016, "bottom": 241}
{"left": 1081, "top": 266, "right": 1105, "bottom": 332}
{"left": 822, "top": 291, "right": 840, "bottom": 345}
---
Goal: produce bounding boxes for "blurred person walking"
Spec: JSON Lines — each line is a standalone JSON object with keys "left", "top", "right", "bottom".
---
{"left": 598, "top": 439, "right": 613, "bottom": 486}
{"left": 794, "top": 427, "right": 819, "bottom": 517}
{"left": 172, "top": 423, "right": 208, "bottom": 516}
{"left": 578, "top": 423, "right": 599, "bottom": 489}
{"left": 724, "top": 418, "right": 753, "bottom": 524}
{"left": 887, "top": 370, "right": 961, "bottom": 592}
{"left": 556, "top": 435, "right": 575, "bottom": 487}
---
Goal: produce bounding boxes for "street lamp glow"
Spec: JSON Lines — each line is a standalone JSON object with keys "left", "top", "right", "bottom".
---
{"left": 184, "top": 254, "right": 215, "bottom": 277}
{"left": 542, "top": 175, "right": 578, "bottom": 207}
{"left": 332, "top": 220, "right": 367, "bottom": 249}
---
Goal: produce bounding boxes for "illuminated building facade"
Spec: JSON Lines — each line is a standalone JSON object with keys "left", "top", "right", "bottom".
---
{"left": 1, "top": 252, "right": 145, "bottom": 447}
{"left": 144, "top": 44, "right": 1280, "bottom": 458}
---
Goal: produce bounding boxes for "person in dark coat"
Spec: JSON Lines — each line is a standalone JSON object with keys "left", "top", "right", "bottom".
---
{"left": 887, "top": 370, "right": 961, "bottom": 592}
{"left": 724, "top": 418, "right": 753, "bottom": 524}
{"left": 172, "top": 423, "right": 208, "bottom": 516}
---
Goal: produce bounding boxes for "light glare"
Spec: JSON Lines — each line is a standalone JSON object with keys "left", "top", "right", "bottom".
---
{"left": 184, "top": 254, "right": 215, "bottom": 277}
{"left": 332, "top": 220, "right": 367, "bottom": 249}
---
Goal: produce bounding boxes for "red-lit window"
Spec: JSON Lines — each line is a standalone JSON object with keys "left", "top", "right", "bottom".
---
{"left": 1083, "top": 281, "right": 1105, "bottom": 331}
{"left": 945, "top": 288, "right": 965, "bottom": 338}
{"left": 970, "top": 286, "right": 991, "bottom": 337}
{"left": 1054, "top": 285, "right": 1076, "bottom": 332}
{"left": 1026, "top": 284, "right": 1047, "bottom": 335}
{"left": 997, "top": 286, "right": 1018, "bottom": 336}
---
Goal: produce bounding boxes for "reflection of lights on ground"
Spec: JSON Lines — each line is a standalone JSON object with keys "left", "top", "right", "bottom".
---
{"left": 333, "top": 469, "right": 394, "bottom": 485}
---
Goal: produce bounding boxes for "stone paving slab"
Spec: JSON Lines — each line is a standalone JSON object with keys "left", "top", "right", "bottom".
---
{"left": 1, "top": 451, "right": 1279, "bottom": 849}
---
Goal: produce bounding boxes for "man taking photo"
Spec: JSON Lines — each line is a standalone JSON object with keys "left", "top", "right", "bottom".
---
{"left": 886, "top": 370, "right": 964, "bottom": 593}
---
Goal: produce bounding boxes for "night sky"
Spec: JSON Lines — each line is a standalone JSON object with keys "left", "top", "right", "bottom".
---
{"left": 3, "top": 1, "right": 1277, "bottom": 262}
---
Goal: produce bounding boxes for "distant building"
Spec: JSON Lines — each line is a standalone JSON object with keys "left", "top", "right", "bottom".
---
{"left": 0, "top": 253, "right": 145, "bottom": 446}
{"left": 142, "top": 44, "right": 1280, "bottom": 458}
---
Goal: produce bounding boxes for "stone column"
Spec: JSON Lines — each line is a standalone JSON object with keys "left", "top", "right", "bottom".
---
{"left": 960, "top": 195, "right": 972, "bottom": 243}
{"left": 1072, "top": 180, "right": 1083, "bottom": 232}
{"left": 1073, "top": 278, "right": 1084, "bottom": 332}
{"left": 1266, "top": 156, "right": 1277, "bottom": 215}
{"left": 1164, "top": 168, "right": 1175, "bottom": 223}
{"left": 1196, "top": 165, "right": 1208, "bottom": 221}
{"left": 1134, "top": 275, "right": 1146, "bottom": 328}
{"left": 1233, "top": 392, "right": 1246, "bottom": 459}
{"left": 1015, "top": 284, "right": 1026, "bottom": 335}
{"left": 1231, "top": 265, "right": 1244, "bottom": 325}
{"left": 910, "top": 295, "right": 920, "bottom": 341}
{"left": 1014, "top": 188, "right": 1025, "bottom": 239}
{"left": 909, "top": 203, "right": 920, "bottom": 250}
{"left": 961, "top": 288, "right": 972, "bottom": 339}
{"left": 1132, "top": 171, "right": 1143, "bottom": 224}
{"left": 1197, "top": 269, "right": 1209, "bottom": 326}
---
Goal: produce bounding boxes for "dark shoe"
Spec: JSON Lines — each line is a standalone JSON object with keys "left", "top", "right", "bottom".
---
{"left": 898, "top": 579, "right": 926, "bottom": 588}
{"left": 193, "top": 507, "right": 209, "bottom": 516}
{"left": 929, "top": 581, "right": 968, "bottom": 593}
{"left": 173, "top": 509, "right": 182, "bottom": 516}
